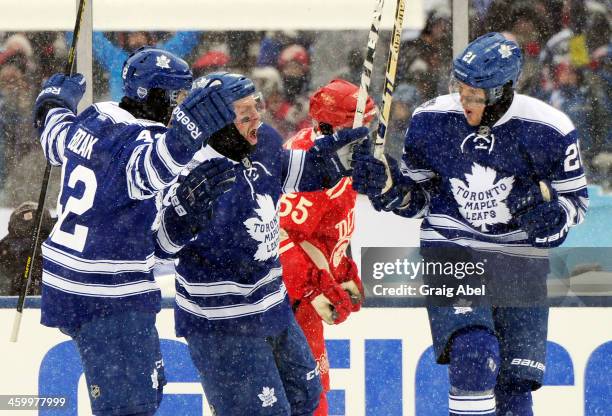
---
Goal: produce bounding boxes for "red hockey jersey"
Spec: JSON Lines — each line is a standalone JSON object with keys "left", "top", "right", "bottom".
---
{"left": 279, "top": 128, "right": 358, "bottom": 302}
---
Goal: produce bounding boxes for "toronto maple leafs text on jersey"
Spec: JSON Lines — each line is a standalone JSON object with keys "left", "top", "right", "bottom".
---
{"left": 156, "top": 124, "right": 345, "bottom": 337}
{"left": 39, "top": 102, "right": 199, "bottom": 328}
{"left": 392, "top": 94, "right": 588, "bottom": 257}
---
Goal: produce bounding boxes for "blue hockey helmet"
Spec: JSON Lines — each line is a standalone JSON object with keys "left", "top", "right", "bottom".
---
{"left": 192, "top": 72, "right": 256, "bottom": 103}
{"left": 452, "top": 32, "right": 523, "bottom": 103}
{"left": 121, "top": 46, "right": 192, "bottom": 103}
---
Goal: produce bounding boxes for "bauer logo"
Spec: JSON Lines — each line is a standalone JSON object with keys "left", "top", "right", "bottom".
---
{"left": 510, "top": 358, "right": 546, "bottom": 372}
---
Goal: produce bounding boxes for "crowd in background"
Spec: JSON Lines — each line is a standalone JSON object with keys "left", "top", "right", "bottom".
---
{"left": 0, "top": 0, "right": 610, "bottom": 293}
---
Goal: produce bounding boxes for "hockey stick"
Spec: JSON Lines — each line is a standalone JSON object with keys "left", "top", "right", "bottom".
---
{"left": 10, "top": 0, "right": 87, "bottom": 342}
{"left": 372, "top": 0, "right": 405, "bottom": 161}
{"left": 352, "top": 0, "right": 385, "bottom": 128}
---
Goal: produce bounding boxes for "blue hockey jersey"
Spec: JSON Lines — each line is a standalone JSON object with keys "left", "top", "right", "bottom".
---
{"left": 39, "top": 102, "right": 198, "bottom": 328}
{"left": 395, "top": 93, "right": 589, "bottom": 257}
{"left": 156, "top": 124, "right": 325, "bottom": 337}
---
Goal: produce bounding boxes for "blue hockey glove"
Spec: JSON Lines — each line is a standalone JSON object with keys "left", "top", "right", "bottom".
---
{"left": 508, "top": 183, "right": 569, "bottom": 247}
{"left": 33, "top": 73, "right": 86, "bottom": 128}
{"left": 169, "top": 158, "right": 237, "bottom": 227}
{"left": 352, "top": 141, "right": 414, "bottom": 211}
{"left": 168, "top": 85, "right": 236, "bottom": 149}
{"left": 306, "top": 126, "right": 370, "bottom": 187}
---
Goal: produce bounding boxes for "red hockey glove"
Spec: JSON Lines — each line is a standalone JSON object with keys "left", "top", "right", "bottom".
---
{"left": 304, "top": 268, "right": 353, "bottom": 325}
{"left": 336, "top": 257, "right": 364, "bottom": 312}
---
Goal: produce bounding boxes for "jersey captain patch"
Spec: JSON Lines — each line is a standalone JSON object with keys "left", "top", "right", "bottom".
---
{"left": 450, "top": 163, "right": 514, "bottom": 231}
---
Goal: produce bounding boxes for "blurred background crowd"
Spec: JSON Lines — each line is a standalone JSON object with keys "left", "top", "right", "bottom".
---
{"left": 0, "top": 0, "right": 610, "bottom": 294}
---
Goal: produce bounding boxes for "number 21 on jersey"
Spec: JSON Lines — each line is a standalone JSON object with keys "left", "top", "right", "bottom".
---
{"left": 50, "top": 165, "right": 98, "bottom": 252}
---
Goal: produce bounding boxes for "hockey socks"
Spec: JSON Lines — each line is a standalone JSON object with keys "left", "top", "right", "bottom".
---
{"left": 448, "top": 328, "right": 500, "bottom": 416}
{"left": 495, "top": 381, "right": 534, "bottom": 416}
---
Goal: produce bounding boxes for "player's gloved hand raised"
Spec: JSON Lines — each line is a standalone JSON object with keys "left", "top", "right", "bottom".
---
{"left": 304, "top": 269, "right": 353, "bottom": 325}
{"left": 352, "top": 140, "right": 413, "bottom": 211}
{"left": 169, "top": 85, "right": 236, "bottom": 148}
{"left": 306, "top": 126, "right": 370, "bottom": 188}
{"left": 507, "top": 182, "right": 568, "bottom": 247}
{"left": 170, "top": 158, "right": 236, "bottom": 225}
{"left": 33, "top": 73, "right": 86, "bottom": 128}
{"left": 337, "top": 257, "right": 364, "bottom": 312}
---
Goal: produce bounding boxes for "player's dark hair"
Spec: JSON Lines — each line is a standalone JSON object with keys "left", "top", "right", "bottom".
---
{"left": 119, "top": 88, "right": 174, "bottom": 125}
{"left": 480, "top": 82, "right": 515, "bottom": 128}
{"left": 207, "top": 124, "right": 256, "bottom": 162}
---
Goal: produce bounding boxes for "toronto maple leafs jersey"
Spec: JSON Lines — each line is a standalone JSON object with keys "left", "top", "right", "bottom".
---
{"left": 395, "top": 93, "right": 588, "bottom": 257}
{"left": 157, "top": 124, "right": 329, "bottom": 337}
{"left": 39, "top": 102, "right": 197, "bottom": 329}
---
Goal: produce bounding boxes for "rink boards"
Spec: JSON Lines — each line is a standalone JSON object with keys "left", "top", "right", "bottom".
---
{"left": 0, "top": 305, "right": 610, "bottom": 416}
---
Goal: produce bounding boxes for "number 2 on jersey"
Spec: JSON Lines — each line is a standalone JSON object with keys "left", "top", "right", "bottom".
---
{"left": 51, "top": 165, "right": 97, "bottom": 252}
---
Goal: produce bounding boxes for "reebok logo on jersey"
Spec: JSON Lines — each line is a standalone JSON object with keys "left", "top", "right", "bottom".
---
{"left": 172, "top": 107, "right": 202, "bottom": 140}
{"left": 450, "top": 163, "right": 514, "bottom": 231}
{"left": 511, "top": 358, "right": 545, "bottom": 372}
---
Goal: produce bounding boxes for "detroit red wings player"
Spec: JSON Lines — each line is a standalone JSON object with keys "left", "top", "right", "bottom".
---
{"left": 279, "top": 79, "right": 376, "bottom": 416}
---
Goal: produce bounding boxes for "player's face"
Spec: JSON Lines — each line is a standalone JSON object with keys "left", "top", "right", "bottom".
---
{"left": 233, "top": 93, "right": 265, "bottom": 145}
{"left": 452, "top": 81, "right": 487, "bottom": 126}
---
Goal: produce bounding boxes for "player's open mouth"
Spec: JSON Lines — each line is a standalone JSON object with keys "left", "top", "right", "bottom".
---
{"left": 246, "top": 128, "right": 258, "bottom": 144}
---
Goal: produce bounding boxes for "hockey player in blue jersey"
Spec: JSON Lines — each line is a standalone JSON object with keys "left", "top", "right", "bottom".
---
{"left": 352, "top": 33, "right": 588, "bottom": 416}
{"left": 32, "top": 47, "right": 239, "bottom": 416}
{"left": 156, "top": 72, "right": 370, "bottom": 415}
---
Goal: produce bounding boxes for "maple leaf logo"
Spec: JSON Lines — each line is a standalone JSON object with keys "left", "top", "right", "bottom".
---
{"left": 156, "top": 55, "right": 171, "bottom": 69}
{"left": 244, "top": 194, "right": 279, "bottom": 261}
{"left": 258, "top": 386, "right": 278, "bottom": 407}
{"left": 498, "top": 44, "right": 516, "bottom": 59}
{"left": 450, "top": 163, "right": 514, "bottom": 231}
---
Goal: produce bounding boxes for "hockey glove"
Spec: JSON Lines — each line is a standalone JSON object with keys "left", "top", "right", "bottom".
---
{"left": 336, "top": 257, "right": 364, "bottom": 312}
{"left": 306, "top": 126, "right": 370, "bottom": 188}
{"left": 168, "top": 85, "right": 236, "bottom": 149}
{"left": 352, "top": 141, "right": 414, "bottom": 211}
{"left": 170, "top": 158, "right": 236, "bottom": 227}
{"left": 33, "top": 73, "right": 86, "bottom": 129}
{"left": 508, "top": 182, "right": 569, "bottom": 247}
{"left": 305, "top": 268, "right": 353, "bottom": 325}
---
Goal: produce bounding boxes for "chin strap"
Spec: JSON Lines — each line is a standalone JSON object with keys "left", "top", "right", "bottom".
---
{"left": 480, "top": 83, "right": 515, "bottom": 128}
{"left": 207, "top": 124, "right": 256, "bottom": 161}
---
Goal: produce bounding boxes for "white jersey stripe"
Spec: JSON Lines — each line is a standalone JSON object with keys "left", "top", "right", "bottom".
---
{"left": 42, "top": 243, "right": 156, "bottom": 274}
{"left": 175, "top": 284, "right": 287, "bottom": 320}
{"left": 155, "top": 133, "right": 184, "bottom": 175}
{"left": 43, "top": 270, "right": 159, "bottom": 297}
{"left": 283, "top": 150, "right": 306, "bottom": 193}
{"left": 426, "top": 214, "right": 529, "bottom": 242}
{"left": 176, "top": 267, "right": 282, "bottom": 297}
{"left": 156, "top": 213, "right": 185, "bottom": 254}
{"left": 552, "top": 175, "right": 587, "bottom": 193}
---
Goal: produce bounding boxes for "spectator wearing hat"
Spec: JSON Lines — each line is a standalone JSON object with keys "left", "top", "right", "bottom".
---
{"left": 0, "top": 201, "right": 54, "bottom": 295}
{"left": 278, "top": 44, "right": 311, "bottom": 103}
{"left": 192, "top": 50, "right": 231, "bottom": 78}
{"left": 396, "top": 7, "right": 452, "bottom": 101}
